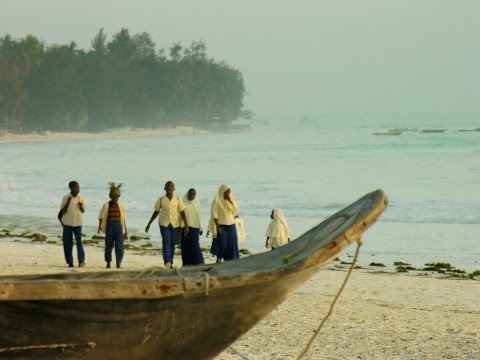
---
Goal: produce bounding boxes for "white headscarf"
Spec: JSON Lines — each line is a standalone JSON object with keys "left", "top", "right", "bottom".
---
{"left": 182, "top": 189, "right": 202, "bottom": 229}
{"left": 208, "top": 185, "right": 230, "bottom": 238}
{"left": 265, "top": 209, "right": 290, "bottom": 239}
{"left": 211, "top": 184, "right": 229, "bottom": 209}
{"left": 211, "top": 184, "right": 237, "bottom": 215}
{"left": 183, "top": 189, "right": 201, "bottom": 213}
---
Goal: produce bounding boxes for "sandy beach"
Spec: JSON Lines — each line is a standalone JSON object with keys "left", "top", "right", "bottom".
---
{"left": 218, "top": 270, "right": 480, "bottom": 360}
{"left": 0, "top": 126, "right": 209, "bottom": 145}
{"left": 0, "top": 238, "right": 478, "bottom": 359}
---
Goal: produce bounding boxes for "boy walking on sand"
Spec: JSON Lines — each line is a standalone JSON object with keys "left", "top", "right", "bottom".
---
{"left": 145, "top": 181, "right": 189, "bottom": 269}
{"left": 58, "top": 181, "right": 86, "bottom": 268}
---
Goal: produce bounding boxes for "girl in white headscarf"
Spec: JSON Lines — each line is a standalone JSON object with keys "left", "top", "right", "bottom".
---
{"left": 180, "top": 188, "right": 204, "bottom": 265}
{"left": 265, "top": 209, "right": 291, "bottom": 249}
{"left": 211, "top": 184, "right": 240, "bottom": 261}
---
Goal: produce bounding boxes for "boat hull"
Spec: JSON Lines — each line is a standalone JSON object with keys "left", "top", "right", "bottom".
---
{"left": 0, "top": 189, "right": 388, "bottom": 359}
{"left": 0, "top": 268, "right": 318, "bottom": 360}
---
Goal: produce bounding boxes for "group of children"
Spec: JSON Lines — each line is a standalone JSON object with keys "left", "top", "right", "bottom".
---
{"left": 58, "top": 180, "right": 291, "bottom": 270}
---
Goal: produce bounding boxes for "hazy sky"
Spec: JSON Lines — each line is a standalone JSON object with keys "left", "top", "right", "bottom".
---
{"left": 1, "top": 0, "right": 479, "bottom": 117}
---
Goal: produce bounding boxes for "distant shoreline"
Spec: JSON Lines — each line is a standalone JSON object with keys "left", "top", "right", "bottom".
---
{"left": 0, "top": 126, "right": 210, "bottom": 145}
{"left": 0, "top": 214, "right": 478, "bottom": 277}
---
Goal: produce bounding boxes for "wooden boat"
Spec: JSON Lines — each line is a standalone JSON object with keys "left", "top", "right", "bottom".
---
{"left": 392, "top": 128, "right": 418, "bottom": 132}
{"left": 418, "top": 129, "right": 446, "bottom": 133}
{"left": 0, "top": 190, "right": 387, "bottom": 360}
{"left": 373, "top": 130, "right": 402, "bottom": 136}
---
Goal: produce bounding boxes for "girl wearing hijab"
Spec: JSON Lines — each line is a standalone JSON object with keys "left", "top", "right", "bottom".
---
{"left": 180, "top": 188, "right": 204, "bottom": 266}
{"left": 211, "top": 184, "right": 240, "bottom": 262}
{"left": 98, "top": 182, "right": 128, "bottom": 268}
{"left": 265, "top": 209, "right": 291, "bottom": 250}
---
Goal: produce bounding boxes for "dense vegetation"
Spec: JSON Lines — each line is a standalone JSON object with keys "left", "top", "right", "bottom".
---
{"left": 0, "top": 28, "right": 250, "bottom": 132}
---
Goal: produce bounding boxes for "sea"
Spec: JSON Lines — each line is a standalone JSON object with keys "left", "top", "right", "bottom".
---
{"left": 1, "top": 115, "right": 479, "bottom": 272}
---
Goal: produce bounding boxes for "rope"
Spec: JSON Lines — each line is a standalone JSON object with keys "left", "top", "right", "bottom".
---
{"left": 296, "top": 239, "right": 362, "bottom": 360}
{"left": 227, "top": 346, "right": 249, "bottom": 360}
{"left": 203, "top": 272, "right": 210, "bottom": 296}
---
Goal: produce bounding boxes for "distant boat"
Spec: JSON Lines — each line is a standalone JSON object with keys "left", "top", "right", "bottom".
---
{"left": 391, "top": 128, "right": 418, "bottom": 132}
{"left": 418, "top": 129, "right": 446, "bottom": 133}
{"left": 373, "top": 130, "right": 403, "bottom": 136}
{"left": 458, "top": 128, "right": 480, "bottom": 132}
{"left": 0, "top": 190, "right": 387, "bottom": 360}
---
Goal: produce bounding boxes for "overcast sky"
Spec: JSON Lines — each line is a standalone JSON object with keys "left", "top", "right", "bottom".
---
{"left": 1, "top": 0, "right": 479, "bottom": 117}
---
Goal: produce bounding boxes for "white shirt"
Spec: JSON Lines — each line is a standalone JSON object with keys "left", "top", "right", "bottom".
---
{"left": 154, "top": 195, "right": 186, "bottom": 227}
{"left": 60, "top": 194, "right": 86, "bottom": 227}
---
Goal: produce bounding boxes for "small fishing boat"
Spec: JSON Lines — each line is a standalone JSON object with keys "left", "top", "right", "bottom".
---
{"left": 373, "top": 130, "right": 402, "bottom": 136}
{"left": 0, "top": 190, "right": 387, "bottom": 360}
{"left": 418, "top": 129, "right": 446, "bottom": 133}
{"left": 392, "top": 128, "right": 418, "bottom": 132}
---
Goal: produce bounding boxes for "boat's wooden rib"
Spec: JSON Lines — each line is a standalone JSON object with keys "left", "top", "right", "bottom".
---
{"left": 0, "top": 190, "right": 388, "bottom": 360}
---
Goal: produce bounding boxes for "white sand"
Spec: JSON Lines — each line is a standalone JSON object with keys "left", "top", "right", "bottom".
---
{"left": 0, "top": 240, "right": 478, "bottom": 359}
{"left": 218, "top": 270, "right": 480, "bottom": 359}
{"left": 0, "top": 126, "right": 209, "bottom": 145}
{"left": 0, "top": 239, "right": 175, "bottom": 274}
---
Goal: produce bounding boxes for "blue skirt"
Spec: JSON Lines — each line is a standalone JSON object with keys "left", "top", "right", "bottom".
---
{"left": 210, "top": 237, "right": 218, "bottom": 256}
{"left": 215, "top": 224, "right": 239, "bottom": 261}
{"left": 181, "top": 227, "right": 204, "bottom": 266}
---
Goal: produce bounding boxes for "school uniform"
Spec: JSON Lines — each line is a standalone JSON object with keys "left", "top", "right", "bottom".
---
{"left": 211, "top": 184, "right": 240, "bottom": 261}
{"left": 180, "top": 193, "right": 204, "bottom": 266}
{"left": 98, "top": 201, "right": 127, "bottom": 267}
{"left": 60, "top": 194, "right": 86, "bottom": 266}
{"left": 154, "top": 195, "right": 186, "bottom": 265}
{"left": 266, "top": 209, "right": 290, "bottom": 249}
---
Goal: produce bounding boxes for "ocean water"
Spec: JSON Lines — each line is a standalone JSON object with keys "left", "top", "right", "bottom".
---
{"left": 1, "top": 116, "right": 479, "bottom": 271}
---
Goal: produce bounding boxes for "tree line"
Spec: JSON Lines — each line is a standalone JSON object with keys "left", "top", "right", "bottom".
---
{"left": 0, "top": 28, "right": 250, "bottom": 132}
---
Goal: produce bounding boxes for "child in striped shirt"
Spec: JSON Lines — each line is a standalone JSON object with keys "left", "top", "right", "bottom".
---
{"left": 98, "top": 182, "right": 128, "bottom": 269}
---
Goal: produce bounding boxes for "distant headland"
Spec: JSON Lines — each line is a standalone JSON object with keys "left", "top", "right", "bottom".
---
{"left": 0, "top": 28, "right": 254, "bottom": 134}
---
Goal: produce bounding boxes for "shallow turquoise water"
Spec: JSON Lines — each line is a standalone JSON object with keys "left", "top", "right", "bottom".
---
{"left": 1, "top": 117, "right": 479, "bottom": 270}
